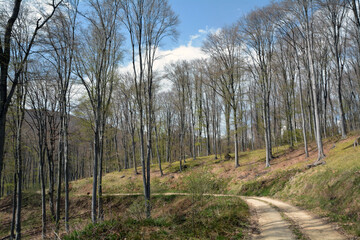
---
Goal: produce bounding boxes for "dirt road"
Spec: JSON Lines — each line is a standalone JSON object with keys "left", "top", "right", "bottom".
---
{"left": 244, "top": 197, "right": 294, "bottom": 240}
{"left": 249, "top": 196, "right": 346, "bottom": 240}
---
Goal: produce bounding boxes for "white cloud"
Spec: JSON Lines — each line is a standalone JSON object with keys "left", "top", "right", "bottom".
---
{"left": 155, "top": 45, "right": 207, "bottom": 71}
{"left": 118, "top": 27, "right": 225, "bottom": 91}
{"left": 188, "top": 34, "right": 200, "bottom": 46}
{"left": 118, "top": 44, "right": 207, "bottom": 92}
{"left": 119, "top": 44, "right": 207, "bottom": 75}
{"left": 198, "top": 29, "right": 207, "bottom": 34}
{"left": 198, "top": 26, "right": 222, "bottom": 36}
{"left": 119, "top": 26, "right": 224, "bottom": 73}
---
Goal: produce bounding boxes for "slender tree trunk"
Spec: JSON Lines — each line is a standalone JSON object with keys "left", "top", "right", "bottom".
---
{"left": 233, "top": 107, "right": 239, "bottom": 168}
{"left": 263, "top": 97, "right": 271, "bottom": 168}
{"left": 154, "top": 119, "right": 163, "bottom": 176}
{"left": 297, "top": 58, "right": 309, "bottom": 157}
{"left": 46, "top": 141, "right": 55, "bottom": 218}
{"left": 206, "top": 119, "right": 211, "bottom": 156}
{"left": 225, "top": 103, "right": 231, "bottom": 155}
{"left": 166, "top": 110, "right": 171, "bottom": 163}
{"left": 40, "top": 150, "right": 46, "bottom": 239}
{"left": 131, "top": 132, "right": 138, "bottom": 174}
{"left": 0, "top": 117, "right": 5, "bottom": 195}
{"left": 266, "top": 97, "right": 272, "bottom": 158}
{"left": 338, "top": 78, "right": 347, "bottom": 138}
{"left": 55, "top": 107, "right": 63, "bottom": 232}
{"left": 92, "top": 128, "right": 99, "bottom": 223}
{"left": 15, "top": 89, "right": 25, "bottom": 240}
{"left": 179, "top": 127, "right": 184, "bottom": 172}
{"left": 145, "top": 91, "right": 152, "bottom": 219}
{"left": 11, "top": 171, "right": 17, "bottom": 239}
{"left": 302, "top": 3, "right": 325, "bottom": 162}
{"left": 114, "top": 134, "right": 121, "bottom": 171}
{"left": 250, "top": 96, "right": 255, "bottom": 150}
{"left": 64, "top": 113, "right": 70, "bottom": 232}
{"left": 98, "top": 128, "right": 104, "bottom": 221}
{"left": 307, "top": 41, "right": 325, "bottom": 162}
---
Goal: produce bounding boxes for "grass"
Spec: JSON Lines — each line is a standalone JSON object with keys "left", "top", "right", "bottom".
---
{"left": 236, "top": 169, "right": 301, "bottom": 196}
{"left": 63, "top": 195, "right": 250, "bottom": 240}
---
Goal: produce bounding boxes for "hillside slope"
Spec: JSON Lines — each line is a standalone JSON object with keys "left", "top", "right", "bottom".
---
{"left": 0, "top": 135, "right": 359, "bottom": 239}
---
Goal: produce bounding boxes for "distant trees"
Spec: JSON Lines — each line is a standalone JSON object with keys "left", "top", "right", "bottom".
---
{"left": 202, "top": 24, "right": 243, "bottom": 168}
{"left": 162, "top": 0, "right": 360, "bottom": 168}
{"left": 166, "top": 61, "right": 190, "bottom": 172}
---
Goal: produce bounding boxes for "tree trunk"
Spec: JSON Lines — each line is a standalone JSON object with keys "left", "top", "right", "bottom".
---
{"left": 15, "top": 88, "right": 25, "bottom": 240}
{"left": 92, "top": 128, "right": 99, "bottom": 223}
{"left": 40, "top": 150, "right": 46, "bottom": 239}
{"left": 225, "top": 102, "right": 231, "bottom": 155}
{"left": 297, "top": 55, "right": 309, "bottom": 157}
{"left": 98, "top": 128, "right": 104, "bottom": 221}
{"left": 11, "top": 171, "right": 17, "bottom": 239}
{"left": 166, "top": 110, "right": 171, "bottom": 163}
{"left": 154, "top": 119, "right": 163, "bottom": 176}
{"left": 46, "top": 136, "right": 55, "bottom": 218}
{"left": 233, "top": 107, "right": 239, "bottom": 168}
{"left": 131, "top": 131, "right": 138, "bottom": 174}
{"left": 307, "top": 37, "right": 325, "bottom": 162}
{"left": 0, "top": 117, "right": 5, "bottom": 195}
{"left": 55, "top": 112, "right": 63, "bottom": 232}
{"left": 263, "top": 96, "right": 271, "bottom": 168}
{"left": 64, "top": 113, "right": 70, "bottom": 232}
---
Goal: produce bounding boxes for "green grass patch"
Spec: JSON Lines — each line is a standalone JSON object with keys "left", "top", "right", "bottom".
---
{"left": 64, "top": 195, "right": 250, "bottom": 240}
{"left": 238, "top": 169, "right": 301, "bottom": 196}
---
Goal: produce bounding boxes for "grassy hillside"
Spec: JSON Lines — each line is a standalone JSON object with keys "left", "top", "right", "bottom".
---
{"left": 0, "top": 134, "right": 359, "bottom": 239}
{"left": 235, "top": 135, "right": 360, "bottom": 237}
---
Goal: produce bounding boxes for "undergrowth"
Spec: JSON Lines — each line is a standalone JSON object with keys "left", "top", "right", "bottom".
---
{"left": 63, "top": 196, "right": 250, "bottom": 240}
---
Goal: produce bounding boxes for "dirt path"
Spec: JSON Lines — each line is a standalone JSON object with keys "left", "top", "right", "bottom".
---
{"left": 79, "top": 192, "right": 347, "bottom": 240}
{"left": 244, "top": 197, "right": 295, "bottom": 240}
{"left": 253, "top": 197, "right": 346, "bottom": 240}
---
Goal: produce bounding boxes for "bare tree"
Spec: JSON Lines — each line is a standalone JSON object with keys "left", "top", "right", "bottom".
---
{"left": 242, "top": 6, "right": 277, "bottom": 167}
{"left": 166, "top": 61, "right": 189, "bottom": 172}
{"left": 27, "top": 73, "right": 52, "bottom": 239}
{"left": 75, "top": 0, "right": 123, "bottom": 223}
{"left": 10, "top": 72, "right": 27, "bottom": 240}
{"left": 120, "top": 0, "right": 178, "bottom": 218}
{"left": 203, "top": 24, "right": 243, "bottom": 168}
{"left": 319, "top": 0, "right": 349, "bottom": 138}
{"left": 0, "top": 0, "right": 62, "bottom": 203}
{"left": 296, "top": 0, "right": 326, "bottom": 162}
{"left": 43, "top": 0, "right": 79, "bottom": 231}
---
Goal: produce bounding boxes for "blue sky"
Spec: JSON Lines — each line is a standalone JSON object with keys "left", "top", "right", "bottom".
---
{"left": 121, "top": 0, "right": 272, "bottom": 74}
{"left": 165, "top": 0, "right": 272, "bottom": 49}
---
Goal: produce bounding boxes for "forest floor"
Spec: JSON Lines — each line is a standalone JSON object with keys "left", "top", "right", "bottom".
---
{"left": 0, "top": 134, "right": 359, "bottom": 239}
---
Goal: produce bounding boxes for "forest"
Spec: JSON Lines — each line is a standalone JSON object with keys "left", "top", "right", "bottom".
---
{"left": 0, "top": 0, "right": 360, "bottom": 239}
